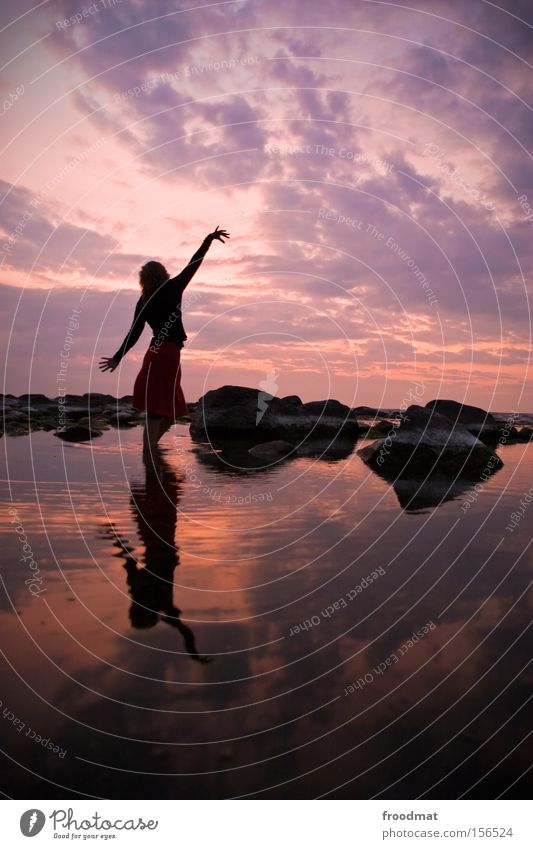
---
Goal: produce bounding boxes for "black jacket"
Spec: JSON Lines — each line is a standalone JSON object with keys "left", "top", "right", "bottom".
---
{"left": 113, "top": 237, "right": 210, "bottom": 362}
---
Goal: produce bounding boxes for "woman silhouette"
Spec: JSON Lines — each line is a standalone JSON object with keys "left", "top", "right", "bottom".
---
{"left": 106, "top": 451, "right": 211, "bottom": 663}
{"left": 99, "top": 227, "right": 229, "bottom": 453}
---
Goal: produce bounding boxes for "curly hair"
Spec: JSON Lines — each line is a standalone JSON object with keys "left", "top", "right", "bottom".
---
{"left": 139, "top": 260, "right": 169, "bottom": 300}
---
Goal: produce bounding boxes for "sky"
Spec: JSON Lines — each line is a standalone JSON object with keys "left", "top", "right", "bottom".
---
{"left": 1, "top": 0, "right": 532, "bottom": 409}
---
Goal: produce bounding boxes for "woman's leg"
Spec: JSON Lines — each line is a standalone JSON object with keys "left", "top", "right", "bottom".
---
{"left": 143, "top": 414, "right": 162, "bottom": 453}
{"left": 157, "top": 416, "right": 174, "bottom": 441}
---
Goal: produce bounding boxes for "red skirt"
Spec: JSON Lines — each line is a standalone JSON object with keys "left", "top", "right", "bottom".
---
{"left": 133, "top": 343, "right": 187, "bottom": 420}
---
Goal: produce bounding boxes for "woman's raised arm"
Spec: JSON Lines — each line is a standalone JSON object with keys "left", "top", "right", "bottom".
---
{"left": 170, "top": 226, "right": 230, "bottom": 292}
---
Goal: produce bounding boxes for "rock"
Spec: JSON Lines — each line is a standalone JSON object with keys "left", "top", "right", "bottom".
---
{"left": 362, "top": 419, "right": 394, "bottom": 438}
{"left": 63, "top": 407, "right": 92, "bottom": 418}
{"left": 357, "top": 404, "right": 503, "bottom": 478}
{"left": 498, "top": 426, "right": 519, "bottom": 444}
{"left": 3, "top": 421, "right": 30, "bottom": 436}
{"left": 302, "top": 399, "right": 353, "bottom": 418}
{"left": 4, "top": 409, "right": 27, "bottom": 422}
{"left": 54, "top": 398, "right": 91, "bottom": 417}
{"left": 113, "top": 414, "right": 137, "bottom": 427}
{"left": 102, "top": 405, "right": 138, "bottom": 427}
{"left": 190, "top": 386, "right": 359, "bottom": 441}
{"left": 16, "top": 394, "right": 52, "bottom": 406}
{"left": 1, "top": 395, "right": 19, "bottom": 410}
{"left": 75, "top": 416, "right": 110, "bottom": 431}
{"left": 352, "top": 405, "right": 382, "bottom": 416}
{"left": 281, "top": 395, "right": 303, "bottom": 406}
{"left": 35, "top": 418, "right": 58, "bottom": 432}
{"left": 515, "top": 427, "right": 533, "bottom": 442}
{"left": 425, "top": 398, "right": 497, "bottom": 425}
{"left": 54, "top": 424, "right": 103, "bottom": 442}
{"left": 0, "top": 394, "right": 145, "bottom": 435}
{"left": 360, "top": 428, "right": 383, "bottom": 440}
{"left": 248, "top": 440, "right": 295, "bottom": 460}
{"left": 426, "top": 400, "right": 510, "bottom": 446}
{"left": 424, "top": 399, "right": 501, "bottom": 442}
{"left": 82, "top": 393, "right": 116, "bottom": 405}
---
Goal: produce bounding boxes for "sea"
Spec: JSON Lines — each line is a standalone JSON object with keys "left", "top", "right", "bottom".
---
{"left": 0, "top": 420, "right": 531, "bottom": 798}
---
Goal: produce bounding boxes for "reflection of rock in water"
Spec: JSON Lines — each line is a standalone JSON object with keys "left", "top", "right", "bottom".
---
{"left": 190, "top": 430, "right": 358, "bottom": 475}
{"left": 191, "top": 434, "right": 280, "bottom": 475}
{"left": 293, "top": 434, "right": 358, "bottom": 461}
{"left": 389, "top": 476, "right": 481, "bottom": 511}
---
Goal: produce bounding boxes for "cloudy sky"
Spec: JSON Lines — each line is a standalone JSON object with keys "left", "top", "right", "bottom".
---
{"left": 1, "top": 0, "right": 532, "bottom": 409}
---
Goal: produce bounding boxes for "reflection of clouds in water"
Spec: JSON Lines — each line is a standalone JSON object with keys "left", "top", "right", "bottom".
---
{"left": 1, "top": 429, "right": 532, "bottom": 797}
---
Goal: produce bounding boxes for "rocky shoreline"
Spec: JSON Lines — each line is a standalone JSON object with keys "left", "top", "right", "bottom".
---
{"left": 1, "top": 389, "right": 532, "bottom": 447}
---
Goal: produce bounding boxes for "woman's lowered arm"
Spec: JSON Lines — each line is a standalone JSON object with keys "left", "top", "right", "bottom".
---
{"left": 99, "top": 297, "right": 146, "bottom": 373}
{"left": 171, "top": 226, "right": 230, "bottom": 292}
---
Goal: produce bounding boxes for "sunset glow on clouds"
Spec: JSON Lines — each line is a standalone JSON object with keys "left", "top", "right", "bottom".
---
{"left": 1, "top": 0, "right": 532, "bottom": 408}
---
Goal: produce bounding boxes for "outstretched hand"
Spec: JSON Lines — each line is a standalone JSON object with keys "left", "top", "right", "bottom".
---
{"left": 207, "top": 225, "right": 230, "bottom": 243}
{"left": 99, "top": 356, "right": 118, "bottom": 373}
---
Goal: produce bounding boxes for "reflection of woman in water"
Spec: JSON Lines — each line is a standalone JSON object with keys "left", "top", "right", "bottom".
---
{"left": 108, "top": 452, "right": 211, "bottom": 663}
{"left": 99, "top": 226, "right": 229, "bottom": 454}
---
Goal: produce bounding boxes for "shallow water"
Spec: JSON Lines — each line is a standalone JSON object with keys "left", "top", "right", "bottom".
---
{"left": 1, "top": 426, "right": 532, "bottom": 798}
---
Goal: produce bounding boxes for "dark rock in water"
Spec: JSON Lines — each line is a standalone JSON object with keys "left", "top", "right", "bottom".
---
{"left": 425, "top": 398, "right": 497, "bottom": 425}
{"left": 360, "top": 428, "right": 385, "bottom": 440}
{"left": 4, "top": 426, "right": 30, "bottom": 437}
{"left": 82, "top": 393, "right": 116, "bottom": 405}
{"left": 102, "top": 404, "right": 138, "bottom": 427}
{"left": 358, "top": 404, "right": 503, "bottom": 479}
{"left": 248, "top": 440, "right": 295, "bottom": 460}
{"left": 425, "top": 398, "right": 502, "bottom": 442}
{"left": 362, "top": 419, "right": 394, "bottom": 439}
{"left": 3, "top": 414, "right": 31, "bottom": 435}
{"left": 35, "top": 418, "right": 58, "bottom": 432}
{"left": 4, "top": 409, "right": 27, "bottom": 422}
{"left": 352, "top": 405, "right": 382, "bottom": 416}
{"left": 75, "top": 416, "right": 109, "bottom": 432}
{"left": 16, "top": 393, "right": 51, "bottom": 406}
{"left": 60, "top": 405, "right": 92, "bottom": 418}
{"left": 54, "top": 424, "right": 103, "bottom": 442}
{"left": 302, "top": 399, "right": 352, "bottom": 418}
{"left": 190, "top": 385, "right": 359, "bottom": 441}
{"left": 1, "top": 393, "right": 143, "bottom": 435}
{"left": 496, "top": 426, "right": 519, "bottom": 444}
{"left": 374, "top": 419, "right": 395, "bottom": 433}
{"left": 516, "top": 426, "right": 533, "bottom": 442}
